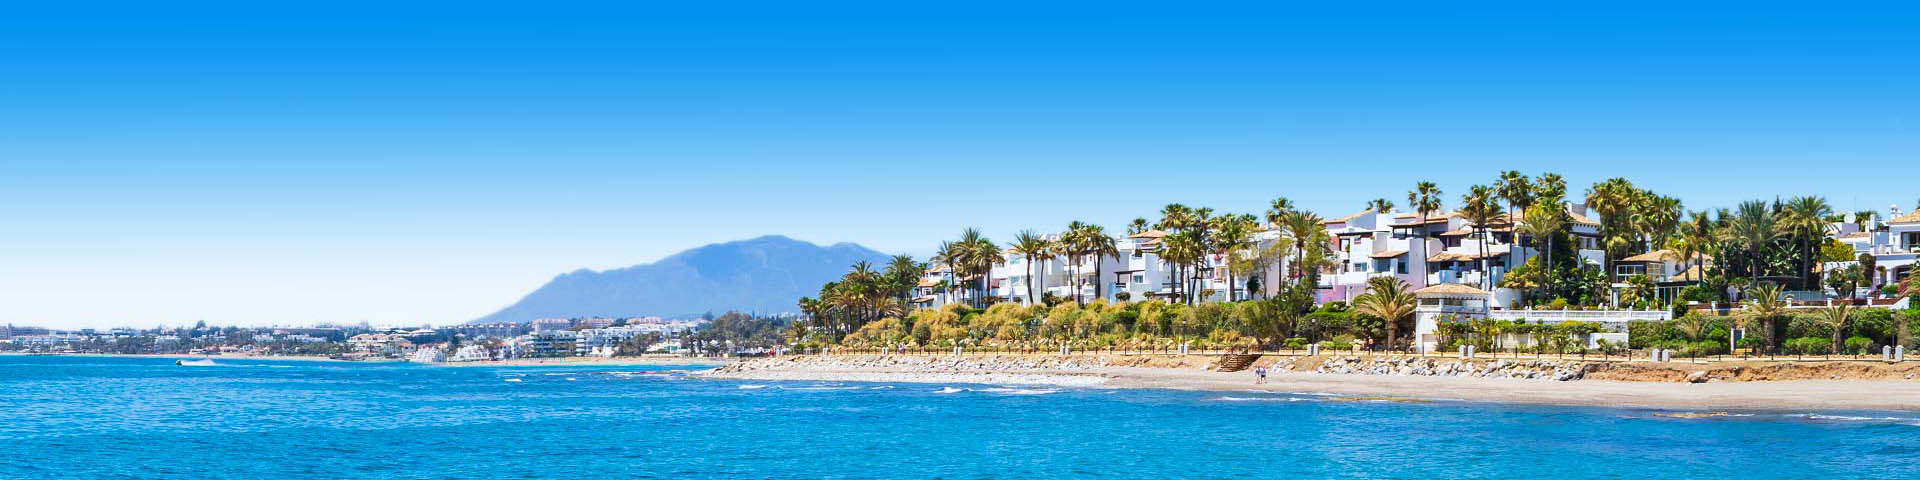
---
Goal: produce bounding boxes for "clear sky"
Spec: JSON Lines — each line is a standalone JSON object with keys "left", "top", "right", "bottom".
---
{"left": 2, "top": 1, "right": 1915, "bottom": 329}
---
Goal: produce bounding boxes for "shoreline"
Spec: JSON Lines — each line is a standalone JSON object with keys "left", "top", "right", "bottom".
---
{"left": 0, "top": 352, "right": 388, "bottom": 363}
{"left": 708, "top": 355, "right": 1920, "bottom": 412}
{"left": 431, "top": 356, "right": 731, "bottom": 367}
{"left": 1, "top": 352, "right": 730, "bottom": 367}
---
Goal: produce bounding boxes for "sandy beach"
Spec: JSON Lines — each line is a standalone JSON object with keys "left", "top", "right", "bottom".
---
{"left": 432, "top": 356, "right": 731, "bottom": 367}
{"left": 708, "top": 354, "right": 1920, "bottom": 411}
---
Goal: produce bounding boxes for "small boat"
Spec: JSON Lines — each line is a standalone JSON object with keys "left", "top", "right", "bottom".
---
{"left": 176, "top": 359, "right": 218, "bottom": 367}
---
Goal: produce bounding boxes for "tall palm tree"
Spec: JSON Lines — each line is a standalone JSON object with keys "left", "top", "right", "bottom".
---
{"left": 1534, "top": 173, "right": 1567, "bottom": 204}
{"left": 1728, "top": 200, "right": 1783, "bottom": 283}
{"left": 1496, "top": 170, "right": 1534, "bottom": 269}
{"left": 1282, "top": 210, "right": 1327, "bottom": 283}
{"left": 1211, "top": 215, "right": 1255, "bottom": 301}
{"left": 1680, "top": 210, "right": 1714, "bottom": 290}
{"left": 1781, "top": 196, "right": 1833, "bottom": 289}
{"left": 1161, "top": 231, "right": 1203, "bottom": 305}
{"left": 1461, "top": 185, "right": 1505, "bottom": 290}
{"left": 884, "top": 254, "right": 921, "bottom": 308}
{"left": 1519, "top": 203, "right": 1565, "bottom": 282}
{"left": 959, "top": 228, "right": 1002, "bottom": 307}
{"left": 1585, "top": 177, "right": 1640, "bottom": 279}
{"left": 1407, "top": 181, "right": 1443, "bottom": 237}
{"left": 1061, "top": 221, "right": 1090, "bottom": 305}
{"left": 933, "top": 241, "right": 962, "bottom": 306}
{"left": 1082, "top": 225, "right": 1120, "bottom": 303}
{"left": 1352, "top": 276, "right": 1417, "bottom": 352}
{"left": 1818, "top": 302, "right": 1853, "bottom": 354}
{"left": 1127, "top": 217, "right": 1149, "bottom": 236}
{"left": 1009, "top": 231, "right": 1051, "bottom": 306}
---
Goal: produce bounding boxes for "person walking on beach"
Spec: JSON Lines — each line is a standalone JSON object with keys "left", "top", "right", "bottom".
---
{"left": 1253, "top": 366, "right": 1268, "bottom": 384}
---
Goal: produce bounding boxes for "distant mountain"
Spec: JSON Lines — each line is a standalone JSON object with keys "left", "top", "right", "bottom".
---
{"left": 473, "top": 235, "right": 890, "bottom": 323}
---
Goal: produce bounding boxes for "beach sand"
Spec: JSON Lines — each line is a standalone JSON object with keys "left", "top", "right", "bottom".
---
{"left": 708, "top": 354, "right": 1920, "bottom": 411}
{"left": 433, "top": 356, "right": 730, "bottom": 367}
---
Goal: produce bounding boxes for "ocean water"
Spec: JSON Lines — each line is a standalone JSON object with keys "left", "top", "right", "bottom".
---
{"left": 3, "top": 356, "right": 1917, "bottom": 479}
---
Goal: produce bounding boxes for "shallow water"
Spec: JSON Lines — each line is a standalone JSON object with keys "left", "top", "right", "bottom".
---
{"left": 3, "top": 356, "right": 1917, "bottom": 478}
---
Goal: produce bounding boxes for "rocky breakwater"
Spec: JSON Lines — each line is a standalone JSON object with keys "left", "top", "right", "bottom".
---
{"left": 1308, "top": 356, "right": 1592, "bottom": 381}
{"left": 708, "top": 355, "right": 1115, "bottom": 386}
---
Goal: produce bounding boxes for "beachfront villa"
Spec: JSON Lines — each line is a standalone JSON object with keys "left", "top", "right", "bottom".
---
{"left": 1412, "top": 283, "right": 1641, "bottom": 354}
{"left": 1832, "top": 206, "right": 1920, "bottom": 289}
{"left": 1319, "top": 203, "right": 1605, "bottom": 308}
{"left": 1609, "top": 249, "right": 1711, "bottom": 304}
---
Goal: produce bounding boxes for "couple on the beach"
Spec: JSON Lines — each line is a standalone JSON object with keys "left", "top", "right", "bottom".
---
{"left": 1253, "top": 366, "right": 1268, "bottom": 384}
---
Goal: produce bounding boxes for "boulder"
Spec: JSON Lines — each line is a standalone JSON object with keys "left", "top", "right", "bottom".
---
{"left": 1685, "top": 371, "right": 1709, "bottom": 383}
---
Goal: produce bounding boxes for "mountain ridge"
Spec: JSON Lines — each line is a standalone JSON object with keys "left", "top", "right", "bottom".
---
{"left": 472, "top": 235, "right": 889, "bottom": 323}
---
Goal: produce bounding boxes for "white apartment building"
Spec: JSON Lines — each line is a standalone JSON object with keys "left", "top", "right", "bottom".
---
{"left": 1320, "top": 204, "right": 1606, "bottom": 309}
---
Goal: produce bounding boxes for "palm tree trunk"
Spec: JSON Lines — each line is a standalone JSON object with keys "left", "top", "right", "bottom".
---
{"left": 1025, "top": 258, "right": 1036, "bottom": 306}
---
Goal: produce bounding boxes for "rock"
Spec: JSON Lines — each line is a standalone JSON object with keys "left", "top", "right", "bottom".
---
{"left": 1685, "top": 371, "right": 1709, "bottom": 383}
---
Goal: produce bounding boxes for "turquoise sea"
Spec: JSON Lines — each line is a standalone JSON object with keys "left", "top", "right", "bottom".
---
{"left": 2, "top": 356, "right": 1917, "bottom": 479}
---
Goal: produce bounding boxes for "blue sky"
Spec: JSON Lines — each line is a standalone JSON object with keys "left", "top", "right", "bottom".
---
{"left": 2, "top": 1, "right": 1915, "bottom": 329}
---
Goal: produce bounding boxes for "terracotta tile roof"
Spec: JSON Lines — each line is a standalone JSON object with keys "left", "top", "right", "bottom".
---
{"left": 1413, "top": 283, "right": 1491, "bottom": 297}
{"left": 1839, "top": 232, "right": 1872, "bottom": 240}
{"left": 917, "top": 278, "right": 940, "bottom": 288}
{"left": 1621, "top": 250, "right": 1675, "bottom": 263}
{"left": 1323, "top": 209, "right": 1375, "bottom": 225}
{"left": 1426, "top": 252, "right": 1474, "bottom": 262}
{"left": 1889, "top": 209, "right": 1920, "bottom": 224}
{"left": 1438, "top": 228, "right": 1474, "bottom": 237}
{"left": 1669, "top": 265, "right": 1706, "bottom": 282}
{"left": 1129, "top": 229, "right": 1169, "bottom": 239}
{"left": 1369, "top": 249, "right": 1408, "bottom": 259}
{"left": 1564, "top": 210, "right": 1602, "bottom": 227}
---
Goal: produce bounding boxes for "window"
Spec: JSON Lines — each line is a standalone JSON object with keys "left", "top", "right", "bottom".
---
{"left": 1355, "top": 262, "right": 1368, "bottom": 272}
{"left": 1397, "top": 260, "right": 1408, "bottom": 274}
{"left": 1132, "top": 274, "right": 1144, "bottom": 283}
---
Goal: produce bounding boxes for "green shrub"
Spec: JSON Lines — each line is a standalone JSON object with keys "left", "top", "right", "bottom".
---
{"left": 1283, "top": 337, "right": 1307, "bottom": 350}
{"left": 1783, "top": 337, "right": 1830, "bottom": 355}
{"left": 1843, "top": 336, "right": 1874, "bottom": 355}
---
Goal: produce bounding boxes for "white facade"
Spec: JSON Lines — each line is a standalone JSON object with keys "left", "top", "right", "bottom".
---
{"left": 1320, "top": 204, "right": 1606, "bottom": 308}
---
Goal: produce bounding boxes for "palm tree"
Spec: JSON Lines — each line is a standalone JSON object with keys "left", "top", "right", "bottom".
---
{"left": 1366, "top": 198, "right": 1395, "bottom": 213}
{"left": 1496, "top": 171, "right": 1533, "bottom": 268}
{"left": 1519, "top": 204, "right": 1566, "bottom": 296}
{"left": 1127, "top": 217, "right": 1149, "bottom": 236}
{"left": 1352, "top": 276, "right": 1418, "bottom": 352}
{"left": 1741, "top": 283, "right": 1788, "bottom": 354}
{"left": 1728, "top": 200, "right": 1783, "bottom": 283}
{"left": 1211, "top": 215, "right": 1255, "bottom": 301}
{"left": 1407, "top": 181, "right": 1443, "bottom": 237}
{"left": 1585, "top": 178, "right": 1640, "bottom": 280}
{"left": 1281, "top": 210, "right": 1326, "bottom": 283}
{"left": 884, "top": 254, "right": 920, "bottom": 308}
{"left": 1461, "top": 185, "right": 1505, "bottom": 291}
{"left": 1080, "top": 224, "right": 1120, "bottom": 303}
{"left": 1680, "top": 210, "right": 1715, "bottom": 290}
{"left": 1780, "top": 196, "right": 1833, "bottom": 289}
{"left": 1009, "top": 231, "right": 1051, "bottom": 306}
{"left": 933, "top": 241, "right": 963, "bottom": 305}
{"left": 1818, "top": 302, "right": 1853, "bottom": 354}
{"left": 960, "top": 229, "right": 1003, "bottom": 307}
{"left": 1161, "top": 231, "right": 1203, "bottom": 305}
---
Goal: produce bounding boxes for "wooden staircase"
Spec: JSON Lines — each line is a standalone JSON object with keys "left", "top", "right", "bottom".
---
{"left": 1215, "top": 353, "right": 1262, "bottom": 372}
